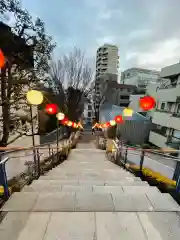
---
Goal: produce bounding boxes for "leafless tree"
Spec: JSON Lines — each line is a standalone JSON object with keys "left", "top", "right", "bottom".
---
{"left": 47, "top": 47, "right": 94, "bottom": 122}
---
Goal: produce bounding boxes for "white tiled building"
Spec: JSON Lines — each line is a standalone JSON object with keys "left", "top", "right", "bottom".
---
{"left": 94, "top": 44, "right": 119, "bottom": 113}
{"left": 148, "top": 62, "right": 180, "bottom": 153}
{"left": 83, "top": 98, "right": 93, "bottom": 125}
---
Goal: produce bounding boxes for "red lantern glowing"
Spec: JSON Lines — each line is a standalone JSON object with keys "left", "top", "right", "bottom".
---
{"left": 114, "top": 115, "right": 123, "bottom": 123}
{"left": 61, "top": 117, "right": 68, "bottom": 125}
{"left": 139, "top": 96, "right": 156, "bottom": 111}
{"left": 106, "top": 122, "right": 110, "bottom": 128}
{"left": 0, "top": 49, "right": 5, "bottom": 68}
{"left": 72, "top": 122, "right": 77, "bottom": 128}
{"left": 45, "top": 103, "right": 58, "bottom": 114}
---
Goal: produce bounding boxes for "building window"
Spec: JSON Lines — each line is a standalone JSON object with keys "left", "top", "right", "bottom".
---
{"left": 88, "top": 105, "right": 91, "bottom": 110}
{"left": 88, "top": 112, "right": 91, "bottom": 117}
{"left": 176, "top": 104, "right": 180, "bottom": 113}
{"left": 120, "top": 95, "right": 129, "bottom": 100}
{"left": 167, "top": 102, "right": 173, "bottom": 112}
{"left": 161, "top": 102, "right": 165, "bottom": 110}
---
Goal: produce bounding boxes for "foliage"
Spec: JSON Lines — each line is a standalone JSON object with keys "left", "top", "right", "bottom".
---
{"left": 0, "top": 0, "right": 56, "bottom": 146}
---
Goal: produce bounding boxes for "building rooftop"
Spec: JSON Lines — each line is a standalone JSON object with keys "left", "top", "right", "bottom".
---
{"left": 122, "top": 67, "right": 160, "bottom": 75}
{"left": 161, "top": 62, "right": 180, "bottom": 78}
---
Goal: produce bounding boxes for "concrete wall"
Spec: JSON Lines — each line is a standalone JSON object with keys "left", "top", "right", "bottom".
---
{"left": 129, "top": 94, "right": 145, "bottom": 112}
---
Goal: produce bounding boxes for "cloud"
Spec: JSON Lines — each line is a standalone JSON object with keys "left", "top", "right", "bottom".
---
{"left": 126, "top": 38, "right": 180, "bottom": 69}
{"left": 20, "top": 0, "right": 180, "bottom": 70}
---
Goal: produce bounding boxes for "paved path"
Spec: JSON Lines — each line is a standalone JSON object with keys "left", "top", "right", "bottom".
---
{"left": 1, "top": 132, "right": 180, "bottom": 239}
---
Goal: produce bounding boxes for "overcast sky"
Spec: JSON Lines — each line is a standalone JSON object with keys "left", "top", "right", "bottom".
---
{"left": 21, "top": 0, "right": 180, "bottom": 71}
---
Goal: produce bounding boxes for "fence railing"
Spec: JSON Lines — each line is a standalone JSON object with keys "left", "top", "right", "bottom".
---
{"left": 108, "top": 140, "right": 180, "bottom": 193}
{"left": 0, "top": 130, "right": 80, "bottom": 200}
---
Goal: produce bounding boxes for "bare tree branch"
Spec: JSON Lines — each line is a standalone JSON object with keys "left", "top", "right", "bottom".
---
{"left": 47, "top": 47, "right": 94, "bottom": 121}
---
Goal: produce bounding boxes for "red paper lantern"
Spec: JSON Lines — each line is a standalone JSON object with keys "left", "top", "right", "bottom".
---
{"left": 61, "top": 117, "right": 68, "bottom": 125}
{"left": 0, "top": 49, "right": 5, "bottom": 68}
{"left": 72, "top": 122, "right": 77, "bottom": 128}
{"left": 106, "top": 122, "right": 110, "bottom": 128}
{"left": 45, "top": 103, "right": 58, "bottom": 114}
{"left": 114, "top": 115, "right": 123, "bottom": 123}
{"left": 139, "top": 96, "right": 156, "bottom": 111}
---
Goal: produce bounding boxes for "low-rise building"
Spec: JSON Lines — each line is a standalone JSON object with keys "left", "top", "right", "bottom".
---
{"left": 83, "top": 98, "right": 93, "bottom": 125}
{"left": 100, "top": 80, "right": 136, "bottom": 107}
{"left": 148, "top": 62, "right": 180, "bottom": 154}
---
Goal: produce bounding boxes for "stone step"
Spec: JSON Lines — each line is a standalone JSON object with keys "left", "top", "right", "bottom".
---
{"left": 2, "top": 191, "right": 180, "bottom": 212}
{"left": 22, "top": 185, "right": 159, "bottom": 195}
{"left": 39, "top": 175, "right": 141, "bottom": 180}
{"left": 29, "top": 179, "right": 149, "bottom": 188}
{"left": 0, "top": 212, "right": 29, "bottom": 240}
{"left": 1, "top": 212, "right": 180, "bottom": 240}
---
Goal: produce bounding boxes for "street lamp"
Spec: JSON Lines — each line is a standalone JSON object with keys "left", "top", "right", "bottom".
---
{"left": 26, "top": 90, "right": 44, "bottom": 176}
{"left": 26, "top": 90, "right": 44, "bottom": 105}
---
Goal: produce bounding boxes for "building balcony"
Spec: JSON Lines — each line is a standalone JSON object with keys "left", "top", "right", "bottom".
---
{"left": 152, "top": 110, "right": 180, "bottom": 130}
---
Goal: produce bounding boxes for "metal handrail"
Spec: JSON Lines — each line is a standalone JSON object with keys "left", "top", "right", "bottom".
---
{"left": 0, "top": 138, "right": 70, "bottom": 156}
{"left": 111, "top": 140, "right": 180, "bottom": 193}
{"left": 0, "top": 157, "right": 9, "bottom": 165}
{"left": 0, "top": 131, "right": 80, "bottom": 200}
{"left": 113, "top": 141, "right": 180, "bottom": 160}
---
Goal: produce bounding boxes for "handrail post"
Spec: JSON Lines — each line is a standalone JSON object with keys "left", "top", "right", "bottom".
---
{"left": 173, "top": 161, "right": 180, "bottom": 181}
{"left": 124, "top": 146, "right": 128, "bottom": 166}
{"left": 140, "top": 150, "right": 145, "bottom": 171}
{"left": 176, "top": 174, "right": 180, "bottom": 193}
{"left": 36, "top": 148, "right": 41, "bottom": 177}
{"left": 48, "top": 144, "right": 51, "bottom": 157}
{"left": 56, "top": 119, "right": 59, "bottom": 162}
{"left": 0, "top": 157, "right": 9, "bottom": 200}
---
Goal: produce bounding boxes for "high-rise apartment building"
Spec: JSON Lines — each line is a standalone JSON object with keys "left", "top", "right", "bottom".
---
{"left": 94, "top": 44, "right": 119, "bottom": 115}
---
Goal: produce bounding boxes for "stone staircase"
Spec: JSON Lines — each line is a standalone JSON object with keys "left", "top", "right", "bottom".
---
{"left": 1, "top": 132, "right": 180, "bottom": 239}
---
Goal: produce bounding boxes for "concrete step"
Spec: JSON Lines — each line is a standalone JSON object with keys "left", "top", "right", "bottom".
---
{"left": 1, "top": 211, "right": 180, "bottom": 240}
{"left": 2, "top": 191, "right": 180, "bottom": 212}
{"left": 0, "top": 212, "right": 29, "bottom": 240}
{"left": 22, "top": 185, "right": 158, "bottom": 194}
{"left": 39, "top": 175, "right": 140, "bottom": 181}
{"left": 28, "top": 179, "right": 149, "bottom": 188}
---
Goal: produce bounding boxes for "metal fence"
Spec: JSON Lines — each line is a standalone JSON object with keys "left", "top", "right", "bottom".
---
{"left": 40, "top": 126, "right": 68, "bottom": 144}
{"left": 0, "top": 130, "right": 80, "bottom": 200}
{"left": 111, "top": 140, "right": 180, "bottom": 193}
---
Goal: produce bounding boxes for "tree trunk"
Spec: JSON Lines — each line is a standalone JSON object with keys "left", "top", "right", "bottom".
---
{"left": 0, "top": 63, "right": 12, "bottom": 147}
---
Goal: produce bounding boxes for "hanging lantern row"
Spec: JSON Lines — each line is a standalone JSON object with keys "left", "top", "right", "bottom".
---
{"left": 44, "top": 103, "right": 83, "bottom": 129}
{"left": 92, "top": 107, "right": 134, "bottom": 129}
{"left": 92, "top": 114, "right": 124, "bottom": 129}
{"left": 26, "top": 90, "right": 83, "bottom": 129}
